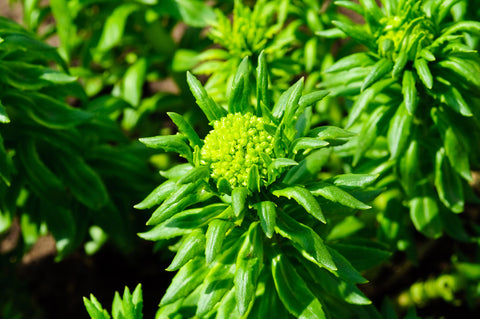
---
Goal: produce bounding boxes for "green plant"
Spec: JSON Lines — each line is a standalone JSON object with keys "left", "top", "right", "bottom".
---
{"left": 319, "top": 0, "right": 480, "bottom": 239}
{"left": 134, "top": 54, "right": 390, "bottom": 318}
{"left": 84, "top": 284, "right": 143, "bottom": 319}
{"left": 0, "top": 17, "right": 154, "bottom": 258}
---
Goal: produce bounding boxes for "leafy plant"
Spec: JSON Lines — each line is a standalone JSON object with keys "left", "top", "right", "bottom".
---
{"left": 0, "top": 17, "right": 154, "bottom": 258}
{"left": 319, "top": 0, "right": 480, "bottom": 239}
{"left": 84, "top": 284, "right": 143, "bottom": 319}
{"left": 134, "top": 54, "right": 389, "bottom": 318}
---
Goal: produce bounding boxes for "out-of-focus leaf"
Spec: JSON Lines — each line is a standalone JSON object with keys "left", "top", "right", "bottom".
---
{"left": 175, "top": 0, "right": 216, "bottom": 27}
{"left": 387, "top": 102, "right": 412, "bottom": 159}
{"left": 435, "top": 148, "right": 464, "bottom": 213}
{"left": 409, "top": 196, "right": 442, "bottom": 238}
{"left": 96, "top": 3, "right": 139, "bottom": 51}
{"left": 54, "top": 152, "right": 109, "bottom": 211}
{"left": 121, "top": 58, "right": 148, "bottom": 107}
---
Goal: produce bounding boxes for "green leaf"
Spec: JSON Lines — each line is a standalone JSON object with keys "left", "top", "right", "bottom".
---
{"left": 196, "top": 264, "right": 234, "bottom": 317}
{"left": 134, "top": 180, "right": 177, "bottom": 210}
{"left": 54, "top": 152, "right": 109, "bottom": 210}
{"left": 409, "top": 196, "right": 442, "bottom": 238}
{"left": 160, "top": 258, "right": 208, "bottom": 306}
{"left": 442, "top": 85, "right": 473, "bottom": 116}
{"left": 160, "top": 163, "right": 193, "bottom": 180}
{"left": 146, "top": 181, "right": 203, "bottom": 225}
{"left": 254, "top": 201, "right": 276, "bottom": 238}
{"left": 353, "top": 106, "right": 391, "bottom": 165}
{"left": 235, "top": 222, "right": 263, "bottom": 315}
{"left": 324, "top": 52, "right": 373, "bottom": 73}
{"left": 275, "top": 211, "right": 335, "bottom": 270}
{"left": 402, "top": 70, "right": 418, "bottom": 115}
{"left": 309, "top": 182, "right": 371, "bottom": 210}
{"left": 387, "top": 102, "right": 413, "bottom": 159}
{"left": 435, "top": 148, "right": 464, "bottom": 213}
{"left": 139, "top": 204, "right": 226, "bottom": 241}
{"left": 205, "top": 219, "right": 231, "bottom": 263}
{"left": 298, "top": 90, "right": 329, "bottom": 109}
{"left": 272, "top": 253, "right": 327, "bottom": 319}
{"left": 437, "top": 57, "right": 480, "bottom": 88}
{"left": 332, "top": 20, "right": 373, "bottom": 47}
{"left": 167, "top": 229, "right": 206, "bottom": 271}
{"left": 292, "top": 137, "right": 329, "bottom": 155}
{"left": 346, "top": 78, "right": 395, "bottom": 128}
{"left": 414, "top": 58, "right": 433, "bottom": 89}
{"left": 16, "top": 141, "right": 64, "bottom": 202}
{"left": 247, "top": 165, "right": 260, "bottom": 193}
{"left": 84, "top": 295, "right": 111, "bottom": 319}
{"left": 175, "top": 0, "right": 216, "bottom": 27}
{"left": 272, "top": 78, "right": 303, "bottom": 121}
{"left": 310, "top": 126, "right": 356, "bottom": 141}
{"left": 96, "top": 3, "right": 139, "bottom": 51}
{"left": 361, "top": 59, "right": 394, "bottom": 91}
{"left": 228, "top": 57, "right": 250, "bottom": 114}
{"left": 168, "top": 112, "right": 203, "bottom": 148}
{"left": 273, "top": 186, "right": 326, "bottom": 223}
{"left": 186, "top": 72, "right": 226, "bottom": 122}
{"left": 122, "top": 58, "right": 147, "bottom": 107}
{"left": 232, "top": 187, "right": 248, "bottom": 217}
{"left": 327, "top": 247, "right": 367, "bottom": 284}
{"left": 283, "top": 148, "right": 331, "bottom": 185}
{"left": 329, "top": 174, "right": 378, "bottom": 188}
{"left": 331, "top": 242, "right": 391, "bottom": 271}
{"left": 176, "top": 166, "right": 209, "bottom": 185}
{"left": 256, "top": 51, "right": 270, "bottom": 113}
{"left": 50, "top": 0, "right": 78, "bottom": 61}
{"left": 139, "top": 135, "right": 192, "bottom": 161}
{"left": 431, "top": 109, "right": 472, "bottom": 181}
{"left": 306, "top": 265, "right": 371, "bottom": 305}
{"left": 5, "top": 92, "right": 92, "bottom": 129}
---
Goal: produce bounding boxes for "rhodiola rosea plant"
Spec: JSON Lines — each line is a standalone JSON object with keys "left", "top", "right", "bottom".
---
{"left": 319, "top": 0, "right": 480, "bottom": 240}
{"left": 126, "top": 54, "right": 389, "bottom": 319}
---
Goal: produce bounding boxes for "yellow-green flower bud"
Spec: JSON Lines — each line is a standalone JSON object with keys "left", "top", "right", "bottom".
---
{"left": 201, "top": 112, "right": 274, "bottom": 188}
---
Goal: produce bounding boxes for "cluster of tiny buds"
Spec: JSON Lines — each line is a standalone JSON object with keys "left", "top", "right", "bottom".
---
{"left": 200, "top": 112, "right": 275, "bottom": 188}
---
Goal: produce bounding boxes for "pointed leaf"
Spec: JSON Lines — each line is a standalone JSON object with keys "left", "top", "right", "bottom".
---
{"left": 167, "top": 112, "right": 203, "bottom": 147}
{"left": 272, "top": 253, "right": 327, "bottom": 319}
{"left": 409, "top": 196, "right": 442, "bottom": 238}
{"left": 205, "top": 219, "right": 231, "bottom": 263}
{"left": 167, "top": 229, "right": 206, "bottom": 271}
{"left": 309, "top": 182, "right": 371, "bottom": 210}
{"left": 273, "top": 186, "right": 325, "bottom": 223}
{"left": 435, "top": 148, "right": 464, "bottom": 213}
{"left": 402, "top": 70, "right": 418, "bottom": 115}
{"left": 254, "top": 201, "right": 276, "bottom": 238}
{"left": 186, "top": 72, "right": 226, "bottom": 122}
{"left": 276, "top": 211, "right": 335, "bottom": 270}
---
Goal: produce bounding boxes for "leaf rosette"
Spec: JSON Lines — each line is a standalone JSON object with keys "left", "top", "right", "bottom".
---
{"left": 137, "top": 54, "right": 382, "bottom": 318}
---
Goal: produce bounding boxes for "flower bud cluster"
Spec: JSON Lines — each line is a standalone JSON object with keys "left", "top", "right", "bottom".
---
{"left": 201, "top": 112, "right": 274, "bottom": 188}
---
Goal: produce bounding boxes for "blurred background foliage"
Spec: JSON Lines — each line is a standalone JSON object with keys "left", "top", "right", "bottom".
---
{"left": 0, "top": 0, "right": 480, "bottom": 318}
